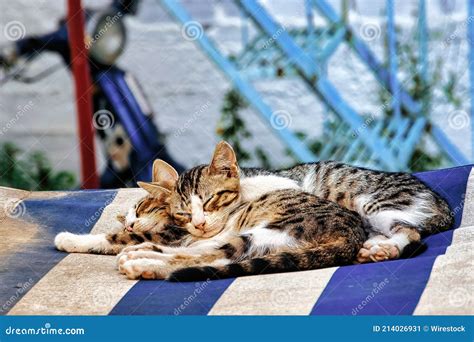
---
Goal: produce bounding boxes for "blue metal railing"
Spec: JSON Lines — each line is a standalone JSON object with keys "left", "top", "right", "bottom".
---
{"left": 161, "top": 0, "right": 315, "bottom": 162}
{"left": 159, "top": 0, "right": 472, "bottom": 169}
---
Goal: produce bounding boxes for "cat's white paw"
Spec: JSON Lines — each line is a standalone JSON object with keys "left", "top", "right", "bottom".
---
{"left": 116, "top": 253, "right": 130, "bottom": 273}
{"left": 121, "top": 259, "right": 168, "bottom": 280}
{"left": 54, "top": 232, "right": 107, "bottom": 253}
{"left": 357, "top": 241, "right": 400, "bottom": 263}
{"left": 55, "top": 232, "right": 83, "bottom": 252}
{"left": 117, "top": 250, "right": 169, "bottom": 273}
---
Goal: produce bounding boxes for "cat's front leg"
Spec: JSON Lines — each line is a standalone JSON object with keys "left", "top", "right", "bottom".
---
{"left": 120, "top": 251, "right": 196, "bottom": 279}
{"left": 119, "top": 236, "right": 248, "bottom": 279}
{"left": 55, "top": 232, "right": 113, "bottom": 254}
{"left": 117, "top": 250, "right": 173, "bottom": 273}
{"left": 55, "top": 230, "right": 160, "bottom": 255}
{"left": 121, "top": 258, "right": 172, "bottom": 280}
{"left": 120, "top": 250, "right": 227, "bottom": 279}
{"left": 116, "top": 242, "right": 165, "bottom": 269}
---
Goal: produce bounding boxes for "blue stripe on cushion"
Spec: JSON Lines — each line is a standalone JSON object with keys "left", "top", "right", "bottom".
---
{"left": 0, "top": 190, "right": 116, "bottom": 315}
{"left": 414, "top": 165, "right": 471, "bottom": 228}
{"left": 110, "top": 278, "right": 234, "bottom": 315}
{"left": 311, "top": 165, "right": 471, "bottom": 315}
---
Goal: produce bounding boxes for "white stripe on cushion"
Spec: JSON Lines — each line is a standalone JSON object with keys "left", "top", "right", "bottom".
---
{"left": 414, "top": 226, "right": 474, "bottom": 315}
{"left": 209, "top": 267, "right": 338, "bottom": 315}
{"left": 8, "top": 254, "right": 135, "bottom": 315}
{"left": 8, "top": 189, "right": 144, "bottom": 315}
{"left": 460, "top": 167, "right": 474, "bottom": 228}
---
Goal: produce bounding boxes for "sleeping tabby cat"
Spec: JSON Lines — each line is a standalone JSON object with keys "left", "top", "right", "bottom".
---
{"left": 114, "top": 143, "right": 366, "bottom": 281}
{"left": 56, "top": 146, "right": 367, "bottom": 280}
{"left": 121, "top": 142, "right": 451, "bottom": 264}
{"left": 56, "top": 141, "right": 453, "bottom": 277}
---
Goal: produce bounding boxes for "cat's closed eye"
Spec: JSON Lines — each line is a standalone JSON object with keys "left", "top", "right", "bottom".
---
{"left": 174, "top": 212, "right": 192, "bottom": 222}
{"left": 203, "top": 191, "right": 238, "bottom": 211}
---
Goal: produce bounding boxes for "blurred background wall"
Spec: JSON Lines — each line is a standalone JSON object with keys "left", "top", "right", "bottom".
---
{"left": 0, "top": 0, "right": 470, "bottom": 181}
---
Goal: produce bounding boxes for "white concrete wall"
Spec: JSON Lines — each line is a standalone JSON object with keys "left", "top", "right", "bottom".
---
{"left": 0, "top": 0, "right": 470, "bottom": 182}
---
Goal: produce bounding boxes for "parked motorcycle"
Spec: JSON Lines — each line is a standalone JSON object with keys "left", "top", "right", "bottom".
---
{"left": 0, "top": 0, "right": 184, "bottom": 188}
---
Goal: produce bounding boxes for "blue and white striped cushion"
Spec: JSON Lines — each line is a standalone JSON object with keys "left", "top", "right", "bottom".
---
{"left": 1, "top": 165, "right": 472, "bottom": 315}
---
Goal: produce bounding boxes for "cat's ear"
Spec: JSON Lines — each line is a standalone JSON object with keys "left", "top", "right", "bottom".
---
{"left": 137, "top": 181, "right": 171, "bottom": 199}
{"left": 209, "top": 141, "right": 239, "bottom": 177}
{"left": 152, "top": 159, "right": 178, "bottom": 190}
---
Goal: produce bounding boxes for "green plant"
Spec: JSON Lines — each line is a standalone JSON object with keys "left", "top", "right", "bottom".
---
{"left": 383, "top": 23, "right": 459, "bottom": 171}
{"left": 217, "top": 89, "right": 272, "bottom": 168}
{"left": 0, "top": 142, "right": 76, "bottom": 190}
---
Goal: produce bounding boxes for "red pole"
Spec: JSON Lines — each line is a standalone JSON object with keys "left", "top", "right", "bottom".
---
{"left": 66, "top": 0, "right": 99, "bottom": 189}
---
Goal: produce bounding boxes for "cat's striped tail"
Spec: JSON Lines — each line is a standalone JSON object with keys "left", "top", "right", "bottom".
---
{"left": 168, "top": 243, "right": 359, "bottom": 282}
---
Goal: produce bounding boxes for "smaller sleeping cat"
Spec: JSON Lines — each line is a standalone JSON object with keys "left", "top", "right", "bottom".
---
{"left": 55, "top": 160, "right": 190, "bottom": 255}
{"left": 114, "top": 142, "right": 367, "bottom": 281}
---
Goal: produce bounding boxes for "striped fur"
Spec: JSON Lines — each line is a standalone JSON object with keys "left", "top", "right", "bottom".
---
{"left": 120, "top": 189, "right": 366, "bottom": 281}
{"left": 119, "top": 143, "right": 367, "bottom": 281}
{"left": 165, "top": 189, "right": 366, "bottom": 281}
{"left": 270, "top": 161, "right": 453, "bottom": 235}
{"left": 267, "top": 161, "right": 453, "bottom": 262}
{"left": 57, "top": 142, "right": 453, "bottom": 279}
{"left": 55, "top": 160, "right": 190, "bottom": 255}
{"left": 54, "top": 194, "right": 189, "bottom": 255}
